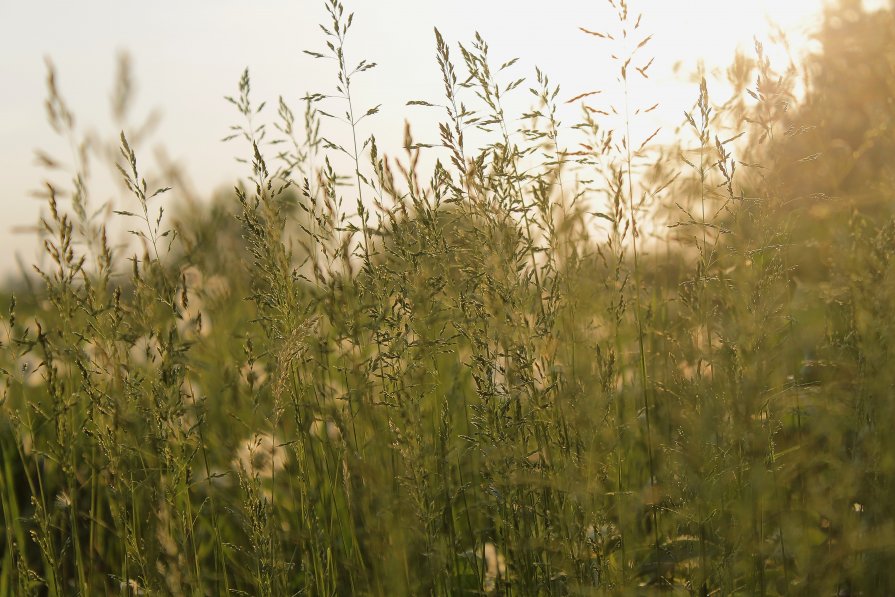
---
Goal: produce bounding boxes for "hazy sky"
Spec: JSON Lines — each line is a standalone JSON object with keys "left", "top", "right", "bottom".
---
{"left": 0, "top": 0, "right": 878, "bottom": 280}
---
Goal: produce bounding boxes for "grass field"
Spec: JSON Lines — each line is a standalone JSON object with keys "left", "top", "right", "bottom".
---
{"left": 3, "top": 1, "right": 895, "bottom": 594}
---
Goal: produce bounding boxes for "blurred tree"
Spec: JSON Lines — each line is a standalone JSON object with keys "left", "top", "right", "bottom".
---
{"left": 733, "top": 0, "right": 895, "bottom": 292}
{"left": 781, "top": 0, "right": 895, "bottom": 206}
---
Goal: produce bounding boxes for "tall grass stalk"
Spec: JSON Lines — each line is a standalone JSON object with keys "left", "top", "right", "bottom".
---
{"left": 3, "top": 1, "right": 895, "bottom": 595}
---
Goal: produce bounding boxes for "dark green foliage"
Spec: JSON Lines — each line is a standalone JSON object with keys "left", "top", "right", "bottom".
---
{"left": 2, "top": 1, "right": 895, "bottom": 595}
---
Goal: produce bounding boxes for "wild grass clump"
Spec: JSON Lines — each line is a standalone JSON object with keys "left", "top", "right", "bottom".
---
{"left": 3, "top": 0, "right": 895, "bottom": 594}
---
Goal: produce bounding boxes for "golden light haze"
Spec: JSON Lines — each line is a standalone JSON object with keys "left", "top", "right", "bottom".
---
{"left": 0, "top": 0, "right": 882, "bottom": 278}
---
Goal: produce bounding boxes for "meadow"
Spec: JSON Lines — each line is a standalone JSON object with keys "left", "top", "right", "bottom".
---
{"left": 2, "top": 0, "right": 895, "bottom": 594}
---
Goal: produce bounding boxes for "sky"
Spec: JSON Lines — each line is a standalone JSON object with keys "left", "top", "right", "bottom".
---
{"left": 0, "top": 0, "right": 885, "bottom": 281}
